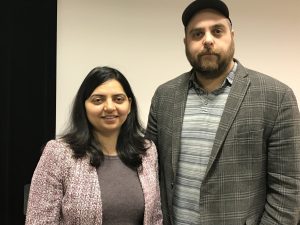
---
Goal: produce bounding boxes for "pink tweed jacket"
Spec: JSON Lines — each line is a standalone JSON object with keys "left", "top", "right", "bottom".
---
{"left": 25, "top": 139, "right": 163, "bottom": 224}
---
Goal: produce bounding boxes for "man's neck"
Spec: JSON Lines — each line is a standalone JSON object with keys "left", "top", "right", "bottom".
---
{"left": 195, "top": 61, "right": 234, "bottom": 93}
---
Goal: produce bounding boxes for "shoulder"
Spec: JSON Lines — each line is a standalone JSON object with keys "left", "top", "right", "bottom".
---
{"left": 31, "top": 139, "right": 76, "bottom": 182}
{"left": 237, "top": 61, "right": 292, "bottom": 92}
{"left": 150, "top": 71, "right": 191, "bottom": 105}
{"left": 155, "top": 71, "right": 191, "bottom": 93}
{"left": 41, "top": 139, "right": 74, "bottom": 164}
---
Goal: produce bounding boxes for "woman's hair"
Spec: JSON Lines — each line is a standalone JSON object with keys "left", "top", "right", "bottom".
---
{"left": 61, "top": 66, "right": 147, "bottom": 169}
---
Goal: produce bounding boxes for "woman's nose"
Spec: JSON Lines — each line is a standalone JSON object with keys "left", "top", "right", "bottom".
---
{"left": 103, "top": 99, "right": 116, "bottom": 111}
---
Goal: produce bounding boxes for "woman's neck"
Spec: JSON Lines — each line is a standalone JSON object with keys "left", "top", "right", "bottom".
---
{"left": 94, "top": 131, "right": 119, "bottom": 156}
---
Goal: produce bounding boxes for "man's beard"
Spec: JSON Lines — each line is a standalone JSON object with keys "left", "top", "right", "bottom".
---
{"left": 186, "top": 40, "right": 235, "bottom": 79}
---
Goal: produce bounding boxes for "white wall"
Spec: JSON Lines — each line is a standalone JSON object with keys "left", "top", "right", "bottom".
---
{"left": 57, "top": 0, "right": 300, "bottom": 135}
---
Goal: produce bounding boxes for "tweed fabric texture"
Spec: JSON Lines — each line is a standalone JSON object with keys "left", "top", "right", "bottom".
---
{"left": 25, "top": 139, "right": 163, "bottom": 225}
{"left": 146, "top": 60, "right": 300, "bottom": 225}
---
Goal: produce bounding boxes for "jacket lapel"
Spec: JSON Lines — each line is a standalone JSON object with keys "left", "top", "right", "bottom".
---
{"left": 172, "top": 72, "right": 191, "bottom": 177}
{"left": 205, "top": 63, "right": 250, "bottom": 175}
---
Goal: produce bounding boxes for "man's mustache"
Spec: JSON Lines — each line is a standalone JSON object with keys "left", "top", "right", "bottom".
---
{"left": 198, "top": 50, "right": 219, "bottom": 58}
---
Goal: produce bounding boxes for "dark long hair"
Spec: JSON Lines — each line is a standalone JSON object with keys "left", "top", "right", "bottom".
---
{"left": 61, "top": 66, "right": 147, "bottom": 169}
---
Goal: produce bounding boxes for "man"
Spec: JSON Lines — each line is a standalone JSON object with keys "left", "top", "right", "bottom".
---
{"left": 146, "top": 0, "right": 300, "bottom": 224}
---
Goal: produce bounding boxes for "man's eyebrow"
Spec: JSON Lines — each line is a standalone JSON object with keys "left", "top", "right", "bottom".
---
{"left": 211, "top": 23, "right": 227, "bottom": 29}
{"left": 188, "top": 23, "right": 227, "bottom": 33}
{"left": 188, "top": 27, "right": 204, "bottom": 34}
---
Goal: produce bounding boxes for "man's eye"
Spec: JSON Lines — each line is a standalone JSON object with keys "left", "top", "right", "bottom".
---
{"left": 213, "top": 28, "right": 223, "bottom": 35}
{"left": 192, "top": 31, "right": 203, "bottom": 38}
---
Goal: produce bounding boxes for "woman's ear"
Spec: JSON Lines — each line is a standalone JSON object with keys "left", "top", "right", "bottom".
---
{"left": 128, "top": 97, "right": 132, "bottom": 114}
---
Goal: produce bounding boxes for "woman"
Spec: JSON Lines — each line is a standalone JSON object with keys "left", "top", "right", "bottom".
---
{"left": 25, "top": 66, "right": 163, "bottom": 224}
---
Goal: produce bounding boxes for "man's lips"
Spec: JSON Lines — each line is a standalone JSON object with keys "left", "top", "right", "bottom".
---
{"left": 198, "top": 53, "right": 219, "bottom": 60}
{"left": 200, "top": 52, "right": 217, "bottom": 56}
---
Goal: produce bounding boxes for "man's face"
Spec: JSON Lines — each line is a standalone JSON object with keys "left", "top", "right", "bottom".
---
{"left": 184, "top": 9, "right": 235, "bottom": 79}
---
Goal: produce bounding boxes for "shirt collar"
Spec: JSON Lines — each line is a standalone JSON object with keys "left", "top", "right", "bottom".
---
{"left": 189, "top": 62, "right": 237, "bottom": 94}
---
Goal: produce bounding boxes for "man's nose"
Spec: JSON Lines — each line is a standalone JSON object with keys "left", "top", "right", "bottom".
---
{"left": 203, "top": 32, "right": 214, "bottom": 47}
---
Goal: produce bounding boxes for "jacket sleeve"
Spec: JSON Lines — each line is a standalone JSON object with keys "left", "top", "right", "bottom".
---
{"left": 146, "top": 88, "right": 160, "bottom": 148}
{"left": 25, "top": 140, "right": 66, "bottom": 224}
{"left": 260, "top": 87, "right": 300, "bottom": 224}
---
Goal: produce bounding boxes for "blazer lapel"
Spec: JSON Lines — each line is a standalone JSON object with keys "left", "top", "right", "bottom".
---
{"left": 172, "top": 72, "right": 191, "bottom": 177}
{"left": 205, "top": 63, "right": 250, "bottom": 175}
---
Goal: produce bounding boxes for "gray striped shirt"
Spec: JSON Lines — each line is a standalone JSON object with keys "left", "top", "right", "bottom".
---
{"left": 173, "top": 63, "right": 237, "bottom": 225}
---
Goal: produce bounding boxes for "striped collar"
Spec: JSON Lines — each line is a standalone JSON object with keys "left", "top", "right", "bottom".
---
{"left": 189, "top": 62, "right": 237, "bottom": 95}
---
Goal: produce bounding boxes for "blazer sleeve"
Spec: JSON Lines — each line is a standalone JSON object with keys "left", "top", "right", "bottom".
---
{"left": 150, "top": 142, "right": 164, "bottom": 225}
{"left": 146, "top": 88, "right": 159, "bottom": 146}
{"left": 140, "top": 140, "right": 163, "bottom": 225}
{"left": 260, "top": 87, "right": 300, "bottom": 224}
{"left": 25, "top": 140, "right": 66, "bottom": 224}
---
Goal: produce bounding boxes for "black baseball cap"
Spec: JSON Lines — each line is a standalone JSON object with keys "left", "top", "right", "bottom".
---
{"left": 182, "top": 0, "right": 232, "bottom": 27}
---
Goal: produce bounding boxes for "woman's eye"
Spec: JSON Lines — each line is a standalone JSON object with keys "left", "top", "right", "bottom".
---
{"left": 91, "top": 97, "right": 104, "bottom": 104}
{"left": 114, "top": 96, "right": 125, "bottom": 103}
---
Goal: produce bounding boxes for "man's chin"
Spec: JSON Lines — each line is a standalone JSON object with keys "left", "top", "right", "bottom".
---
{"left": 199, "top": 63, "right": 219, "bottom": 72}
{"left": 197, "top": 70, "right": 219, "bottom": 78}
{"left": 194, "top": 63, "right": 221, "bottom": 78}
{"left": 199, "top": 57, "right": 218, "bottom": 67}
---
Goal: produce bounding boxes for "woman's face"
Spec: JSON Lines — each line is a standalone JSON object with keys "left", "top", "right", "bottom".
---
{"left": 85, "top": 79, "right": 131, "bottom": 137}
